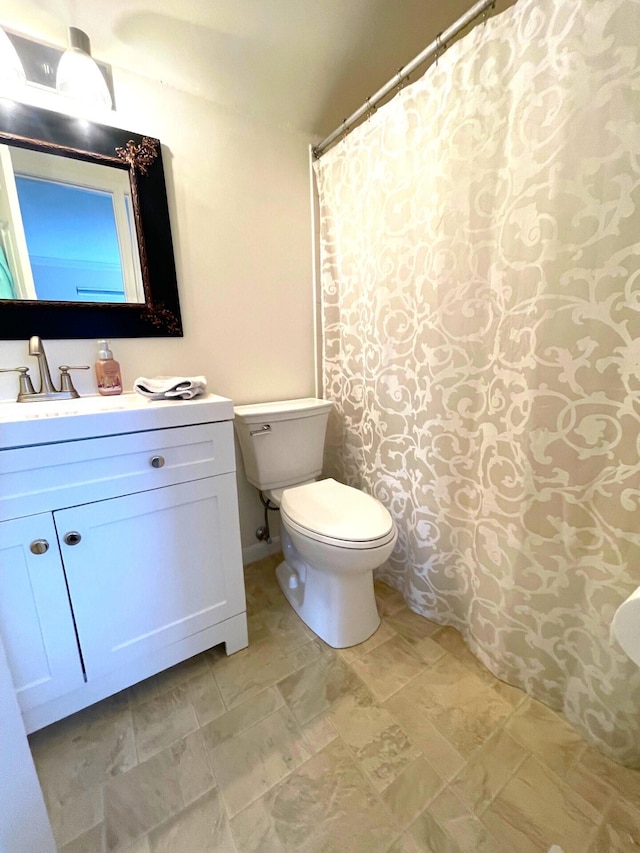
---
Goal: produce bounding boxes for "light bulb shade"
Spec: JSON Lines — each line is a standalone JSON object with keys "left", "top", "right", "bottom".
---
{"left": 55, "top": 29, "right": 112, "bottom": 109}
{"left": 0, "top": 28, "right": 26, "bottom": 89}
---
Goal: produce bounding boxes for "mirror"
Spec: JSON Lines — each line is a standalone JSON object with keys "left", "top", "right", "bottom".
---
{"left": 0, "top": 97, "right": 182, "bottom": 338}
{"left": 1, "top": 144, "right": 144, "bottom": 303}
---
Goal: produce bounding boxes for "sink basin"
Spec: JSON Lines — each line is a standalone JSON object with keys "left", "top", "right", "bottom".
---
{"left": 0, "top": 393, "right": 234, "bottom": 449}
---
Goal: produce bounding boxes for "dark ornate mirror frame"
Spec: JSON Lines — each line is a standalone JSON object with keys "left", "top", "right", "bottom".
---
{"left": 0, "top": 97, "right": 183, "bottom": 339}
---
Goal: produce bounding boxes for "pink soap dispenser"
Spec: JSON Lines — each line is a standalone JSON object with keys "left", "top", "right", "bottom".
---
{"left": 95, "top": 339, "right": 123, "bottom": 396}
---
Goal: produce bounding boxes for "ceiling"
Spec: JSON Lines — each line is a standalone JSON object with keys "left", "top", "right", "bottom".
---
{"left": 0, "top": 0, "right": 513, "bottom": 139}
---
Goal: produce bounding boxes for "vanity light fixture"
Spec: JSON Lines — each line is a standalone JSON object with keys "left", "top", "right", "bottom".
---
{"left": 0, "top": 27, "right": 26, "bottom": 92}
{"left": 55, "top": 27, "right": 112, "bottom": 109}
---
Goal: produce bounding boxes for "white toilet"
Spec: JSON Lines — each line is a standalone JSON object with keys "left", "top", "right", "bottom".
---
{"left": 233, "top": 398, "right": 397, "bottom": 648}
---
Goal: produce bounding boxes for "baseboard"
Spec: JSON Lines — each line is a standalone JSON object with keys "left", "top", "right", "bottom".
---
{"left": 242, "top": 536, "right": 282, "bottom": 566}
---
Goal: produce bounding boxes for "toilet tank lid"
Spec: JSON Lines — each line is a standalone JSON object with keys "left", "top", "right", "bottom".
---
{"left": 234, "top": 397, "right": 332, "bottom": 423}
{"left": 281, "top": 478, "right": 395, "bottom": 542}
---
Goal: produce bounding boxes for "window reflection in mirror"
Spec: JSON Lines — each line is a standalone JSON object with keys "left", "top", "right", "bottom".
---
{"left": 0, "top": 144, "right": 144, "bottom": 304}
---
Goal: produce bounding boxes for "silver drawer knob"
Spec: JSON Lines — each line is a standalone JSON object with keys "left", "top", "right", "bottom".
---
{"left": 63, "top": 531, "right": 82, "bottom": 546}
{"left": 30, "top": 539, "right": 49, "bottom": 555}
{"left": 150, "top": 455, "right": 165, "bottom": 468}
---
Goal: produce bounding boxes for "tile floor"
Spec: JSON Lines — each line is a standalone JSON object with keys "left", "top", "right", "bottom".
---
{"left": 29, "top": 553, "right": 640, "bottom": 853}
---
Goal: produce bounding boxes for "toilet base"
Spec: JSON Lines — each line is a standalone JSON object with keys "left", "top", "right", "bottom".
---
{"left": 275, "top": 549, "right": 381, "bottom": 649}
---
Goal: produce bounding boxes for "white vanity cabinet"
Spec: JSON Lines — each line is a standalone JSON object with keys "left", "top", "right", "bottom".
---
{"left": 0, "top": 394, "right": 248, "bottom": 733}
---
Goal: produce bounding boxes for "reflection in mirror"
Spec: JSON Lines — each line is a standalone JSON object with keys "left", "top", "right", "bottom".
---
{"left": 0, "top": 144, "right": 143, "bottom": 303}
{"left": 0, "top": 97, "right": 182, "bottom": 339}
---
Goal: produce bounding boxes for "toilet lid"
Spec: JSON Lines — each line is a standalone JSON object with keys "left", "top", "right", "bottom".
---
{"left": 280, "top": 478, "right": 395, "bottom": 544}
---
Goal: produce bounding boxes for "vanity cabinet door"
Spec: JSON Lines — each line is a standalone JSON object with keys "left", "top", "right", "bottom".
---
{"left": 55, "top": 475, "right": 245, "bottom": 680}
{"left": 0, "top": 514, "right": 85, "bottom": 712}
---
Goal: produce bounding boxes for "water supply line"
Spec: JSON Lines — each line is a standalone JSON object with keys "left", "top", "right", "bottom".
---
{"left": 257, "top": 491, "right": 279, "bottom": 544}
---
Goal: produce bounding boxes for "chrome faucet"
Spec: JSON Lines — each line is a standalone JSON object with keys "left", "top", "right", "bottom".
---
{"left": 0, "top": 337, "right": 89, "bottom": 402}
{"left": 29, "top": 335, "right": 58, "bottom": 396}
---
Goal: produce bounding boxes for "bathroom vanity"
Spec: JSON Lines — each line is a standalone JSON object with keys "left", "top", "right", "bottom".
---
{"left": 0, "top": 393, "right": 247, "bottom": 733}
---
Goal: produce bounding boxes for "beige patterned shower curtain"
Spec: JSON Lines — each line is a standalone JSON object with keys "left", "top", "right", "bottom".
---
{"left": 314, "top": 0, "right": 640, "bottom": 765}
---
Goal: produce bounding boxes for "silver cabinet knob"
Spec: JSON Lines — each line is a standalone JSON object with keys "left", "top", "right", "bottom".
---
{"left": 30, "top": 539, "right": 49, "bottom": 555}
{"left": 150, "top": 455, "right": 165, "bottom": 468}
{"left": 63, "top": 531, "right": 82, "bottom": 546}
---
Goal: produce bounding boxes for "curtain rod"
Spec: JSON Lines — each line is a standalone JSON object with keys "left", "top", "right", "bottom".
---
{"left": 313, "top": 0, "right": 496, "bottom": 158}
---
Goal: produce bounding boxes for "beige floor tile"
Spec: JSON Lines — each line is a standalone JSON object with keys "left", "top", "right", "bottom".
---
{"left": 355, "top": 722, "right": 421, "bottom": 792}
{"left": 300, "top": 709, "right": 339, "bottom": 753}
{"left": 132, "top": 684, "right": 199, "bottom": 762}
{"left": 426, "top": 788, "right": 513, "bottom": 853}
{"left": 328, "top": 691, "right": 421, "bottom": 792}
{"left": 505, "top": 697, "right": 587, "bottom": 779}
{"left": 246, "top": 611, "right": 271, "bottom": 644}
{"left": 181, "top": 668, "right": 226, "bottom": 726}
{"left": 152, "top": 651, "right": 213, "bottom": 696}
{"left": 244, "top": 559, "right": 286, "bottom": 615}
{"left": 287, "top": 637, "right": 328, "bottom": 670}
{"left": 62, "top": 826, "right": 151, "bottom": 853}
{"left": 121, "top": 840, "right": 151, "bottom": 853}
{"left": 167, "top": 729, "right": 217, "bottom": 807}
{"left": 103, "top": 730, "right": 215, "bottom": 851}
{"left": 384, "top": 831, "right": 424, "bottom": 853}
{"left": 449, "top": 728, "right": 527, "bottom": 815}
{"left": 564, "top": 761, "right": 616, "bottom": 816}
{"left": 278, "top": 652, "right": 371, "bottom": 726}
{"left": 229, "top": 795, "right": 287, "bottom": 853}
{"left": 210, "top": 704, "right": 311, "bottom": 817}
{"left": 126, "top": 675, "right": 162, "bottom": 708}
{"left": 229, "top": 739, "right": 399, "bottom": 853}
{"left": 103, "top": 754, "right": 183, "bottom": 851}
{"left": 45, "top": 782, "right": 103, "bottom": 849}
{"left": 201, "top": 685, "right": 285, "bottom": 752}
{"left": 482, "top": 755, "right": 598, "bottom": 853}
{"left": 338, "top": 621, "right": 397, "bottom": 663}
{"left": 384, "top": 608, "right": 444, "bottom": 663}
{"left": 60, "top": 823, "right": 104, "bottom": 853}
{"left": 384, "top": 691, "right": 467, "bottom": 782}
{"left": 374, "top": 580, "right": 408, "bottom": 616}
{"left": 30, "top": 691, "right": 136, "bottom": 807}
{"left": 382, "top": 755, "right": 445, "bottom": 828}
{"left": 28, "top": 553, "right": 640, "bottom": 853}
{"left": 578, "top": 746, "right": 640, "bottom": 811}
{"left": 211, "top": 635, "right": 303, "bottom": 709}
{"left": 350, "top": 635, "right": 426, "bottom": 702}
{"left": 385, "top": 653, "right": 514, "bottom": 759}
{"left": 329, "top": 688, "right": 398, "bottom": 749}
{"left": 407, "top": 807, "right": 463, "bottom": 853}
{"left": 148, "top": 789, "right": 236, "bottom": 853}
{"left": 260, "top": 605, "right": 314, "bottom": 649}
{"left": 589, "top": 796, "right": 640, "bottom": 852}
{"left": 431, "top": 626, "right": 525, "bottom": 708}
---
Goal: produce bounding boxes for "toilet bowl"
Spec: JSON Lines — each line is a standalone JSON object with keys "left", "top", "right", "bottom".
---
{"left": 233, "top": 398, "right": 398, "bottom": 648}
{"left": 270, "top": 478, "right": 397, "bottom": 648}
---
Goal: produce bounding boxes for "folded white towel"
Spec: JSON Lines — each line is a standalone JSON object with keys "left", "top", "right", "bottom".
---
{"left": 133, "top": 375, "right": 207, "bottom": 400}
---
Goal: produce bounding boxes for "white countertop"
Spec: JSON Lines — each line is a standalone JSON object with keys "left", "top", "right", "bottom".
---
{"left": 0, "top": 392, "right": 234, "bottom": 449}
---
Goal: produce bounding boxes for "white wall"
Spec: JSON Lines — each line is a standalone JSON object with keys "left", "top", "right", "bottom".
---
{"left": 0, "top": 68, "right": 317, "bottom": 554}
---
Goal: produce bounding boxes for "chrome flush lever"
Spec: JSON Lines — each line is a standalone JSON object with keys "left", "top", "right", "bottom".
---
{"left": 249, "top": 424, "right": 272, "bottom": 437}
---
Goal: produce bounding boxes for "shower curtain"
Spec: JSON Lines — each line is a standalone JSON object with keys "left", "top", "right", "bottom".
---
{"left": 314, "top": 0, "right": 640, "bottom": 765}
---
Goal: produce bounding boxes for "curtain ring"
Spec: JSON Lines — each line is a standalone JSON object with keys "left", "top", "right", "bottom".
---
{"left": 366, "top": 97, "right": 377, "bottom": 120}
{"left": 396, "top": 68, "right": 408, "bottom": 93}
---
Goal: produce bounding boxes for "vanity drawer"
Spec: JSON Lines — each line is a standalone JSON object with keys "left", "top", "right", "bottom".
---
{"left": 0, "top": 421, "right": 235, "bottom": 520}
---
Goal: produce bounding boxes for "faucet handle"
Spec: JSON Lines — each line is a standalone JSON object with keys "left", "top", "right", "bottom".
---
{"left": 58, "top": 365, "right": 90, "bottom": 397}
{"left": 0, "top": 367, "right": 36, "bottom": 399}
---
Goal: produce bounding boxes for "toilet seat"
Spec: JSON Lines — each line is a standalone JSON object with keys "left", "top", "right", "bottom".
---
{"left": 280, "top": 478, "right": 396, "bottom": 550}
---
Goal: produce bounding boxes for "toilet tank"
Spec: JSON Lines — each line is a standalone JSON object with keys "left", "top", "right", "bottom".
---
{"left": 233, "top": 398, "right": 333, "bottom": 491}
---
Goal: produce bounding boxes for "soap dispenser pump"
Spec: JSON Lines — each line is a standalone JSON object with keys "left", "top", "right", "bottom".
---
{"left": 95, "top": 339, "right": 122, "bottom": 396}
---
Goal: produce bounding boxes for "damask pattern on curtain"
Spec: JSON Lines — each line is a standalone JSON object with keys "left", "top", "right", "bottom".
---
{"left": 314, "top": 0, "right": 640, "bottom": 765}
